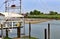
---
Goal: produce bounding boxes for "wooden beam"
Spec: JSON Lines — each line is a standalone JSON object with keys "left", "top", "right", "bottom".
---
{"left": 29, "top": 22, "right": 31, "bottom": 38}
{"left": 48, "top": 23, "right": 50, "bottom": 39}
{"left": 44, "top": 28, "right": 47, "bottom": 39}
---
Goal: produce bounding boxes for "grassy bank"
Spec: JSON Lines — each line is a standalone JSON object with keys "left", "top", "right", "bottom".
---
{"left": 13, "top": 36, "right": 38, "bottom": 39}
{"left": 27, "top": 14, "right": 60, "bottom": 19}
{"left": 22, "top": 36, "right": 38, "bottom": 39}
{"left": 4, "top": 37, "right": 12, "bottom": 39}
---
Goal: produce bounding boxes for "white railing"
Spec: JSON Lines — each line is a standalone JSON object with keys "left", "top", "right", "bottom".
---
{"left": 0, "top": 21, "right": 24, "bottom": 28}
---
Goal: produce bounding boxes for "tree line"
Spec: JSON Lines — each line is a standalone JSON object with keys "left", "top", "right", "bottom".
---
{"left": 26, "top": 10, "right": 59, "bottom": 15}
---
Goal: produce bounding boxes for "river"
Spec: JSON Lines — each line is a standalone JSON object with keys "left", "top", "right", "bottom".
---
{"left": 0, "top": 20, "right": 60, "bottom": 39}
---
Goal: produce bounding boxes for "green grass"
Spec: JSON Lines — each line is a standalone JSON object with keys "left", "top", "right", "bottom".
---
{"left": 4, "top": 37, "right": 12, "bottom": 39}
{"left": 3, "top": 36, "right": 38, "bottom": 39}
{"left": 22, "top": 36, "right": 38, "bottom": 39}
{"left": 27, "top": 14, "right": 60, "bottom": 19}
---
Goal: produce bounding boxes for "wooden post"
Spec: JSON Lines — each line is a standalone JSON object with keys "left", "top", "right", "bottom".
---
{"left": 6, "top": 29, "right": 8, "bottom": 37}
{"left": 1, "top": 24, "right": 4, "bottom": 39}
{"left": 44, "top": 28, "right": 47, "bottom": 39}
{"left": 48, "top": 23, "right": 50, "bottom": 39}
{"left": 29, "top": 22, "right": 31, "bottom": 38}
{"left": 17, "top": 27, "right": 21, "bottom": 38}
{"left": 5, "top": 19, "right": 8, "bottom": 37}
{"left": 17, "top": 22, "right": 21, "bottom": 38}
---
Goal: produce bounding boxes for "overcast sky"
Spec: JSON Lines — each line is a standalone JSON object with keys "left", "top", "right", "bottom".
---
{"left": 0, "top": 0, "right": 60, "bottom": 13}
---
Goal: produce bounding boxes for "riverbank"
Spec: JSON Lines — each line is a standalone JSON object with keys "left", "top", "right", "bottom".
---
{"left": 27, "top": 14, "right": 60, "bottom": 19}
{"left": 25, "top": 18, "right": 52, "bottom": 24}
{"left": 13, "top": 36, "right": 38, "bottom": 39}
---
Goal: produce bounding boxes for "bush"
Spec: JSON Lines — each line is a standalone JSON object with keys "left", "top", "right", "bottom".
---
{"left": 4, "top": 37, "right": 12, "bottom": 39}
{"left": 22, "top": 36, "right": 38, "bottom": 39}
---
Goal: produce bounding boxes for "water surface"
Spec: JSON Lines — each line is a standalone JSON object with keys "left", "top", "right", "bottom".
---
{"left": 1, "top": 20, "right": 60, "bottom": 39}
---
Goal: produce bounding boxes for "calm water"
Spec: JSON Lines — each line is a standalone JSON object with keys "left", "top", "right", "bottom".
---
{"left": 1, "top": 20, "right": 60, "bottom": 39}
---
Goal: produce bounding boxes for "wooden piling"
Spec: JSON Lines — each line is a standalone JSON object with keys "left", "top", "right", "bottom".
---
{"left": 17, "top": 22, "right": 21, "bottom": 38}
{"left": 44, "top": 28, "right": 47, "bottom": 39}
{"left": 6, "top": 20, "right": 8, "bottom": 37}
{"left": 48, "top": 23, "right": 50, "bottom": 39}
{"left": 1, "top": 24, "right": 3, "bottom": 39}
{"left": 29, "top": 22, "right": 31, "bottom": 38}
{"left": 17, "top": 27, "right": 21, "bottom": 38}
{"left": 6, "top": 29, "right": 8, "bottom": 37}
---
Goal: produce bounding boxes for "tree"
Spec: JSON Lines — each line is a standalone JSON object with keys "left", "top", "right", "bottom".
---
{"left": 33, "top": 10, "right": 38, "bottom": 15}
{"left": 54, "top": 12, "right": 58, "bottom": 14}
{"left": 26, "top": 12, "right": 29, "bottom": 16}
{"left": 49, "top": 11, "right": 58, "bottom": 15}
{"left": 26, "top": 12, "right": 29, "bottom": 15}
{"left": 30, "top": 11, "right": 33, "bottom": 15}
{"left": 29, "top": 10, "right": 44, "bottom": 15}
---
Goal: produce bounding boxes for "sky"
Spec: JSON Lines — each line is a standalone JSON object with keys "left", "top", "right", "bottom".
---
{"left": 0, "top": 0, "right": 60, "bottom": 13}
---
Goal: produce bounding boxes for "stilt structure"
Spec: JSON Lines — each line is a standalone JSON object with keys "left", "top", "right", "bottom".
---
{"left": 17, "top": 22, "right": 21, "bottom": 38}
{"left": 0, "top": 0, "right": 25, "bottom": 38}
{"left": 6, "top": 29, "right": 8, "bottom": 37}
{"left": 1, "top": 24, "right": 4, "bottom": 39}
{"left": 17, "top": 27, "right": 21, "bottom": 38}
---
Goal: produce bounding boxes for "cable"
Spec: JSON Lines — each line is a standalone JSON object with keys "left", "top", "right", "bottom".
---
{"left": 0, "top": 0, "right": 16, "bottom": 9}
{"left": 0, "top": 2, "right": 5, "bottom": 9}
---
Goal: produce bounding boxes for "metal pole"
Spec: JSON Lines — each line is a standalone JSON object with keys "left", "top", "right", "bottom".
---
{"left": 20, "top": 0, "right": 21, "bottom": 14}
{"left": 5, "top": 0, "right": 8, "bottom": 12}
{"left": 48, "top": 23, "right": 50, "bottom": 39}
{"left": 23, "top": 18, "right": 25, "bottom": 36}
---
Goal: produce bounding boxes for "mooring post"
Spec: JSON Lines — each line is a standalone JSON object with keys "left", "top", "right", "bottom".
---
{"left": 17, "top": 22, "right": 21, "bottom": 38}
{"left": 1, "top": 24, "right": 4, "bottom": 39}
{"left": 17, "top": 27, "right": 21, "bottom": 38}
{"left": 5, "top": 20, "right": 8, "bottom": 37}
{"left": 48, "top": 23, "right": 50, "bottom": 39}
{"left": 6, "top": 29, "right": 8, "bottom": 37}
{"left": 44, "top": 28, "right": 47, "bottom": 39}
{"left": 29, "top": 22, "right": 31, "bottom": 38}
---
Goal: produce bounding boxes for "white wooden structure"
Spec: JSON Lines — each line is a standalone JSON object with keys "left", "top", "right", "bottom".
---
{"left": 0, "top": 12, "right": 24, "bottom": 29}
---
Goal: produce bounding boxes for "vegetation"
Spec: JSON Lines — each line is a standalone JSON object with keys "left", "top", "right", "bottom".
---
{"left": 49, "top": 11, "right": 58, "bottom": 15}
{"left": 4, "top": 37, "right": 12, "bottom": 39}
{"left": 22, "top": 36, "right": 38, "bottom": 39}
{"left": 29, "top": 10, "right": 43, "bottom": 15}
{"left": 25, "top": 10, "right": 60, "bottom": 19}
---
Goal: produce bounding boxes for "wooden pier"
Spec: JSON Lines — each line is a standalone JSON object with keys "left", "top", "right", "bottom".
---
{"left": 0, "top": 21, "right": 24, "bottom": 38}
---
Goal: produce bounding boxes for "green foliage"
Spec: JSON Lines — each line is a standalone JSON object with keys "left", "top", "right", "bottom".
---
{"left": 30, "top": 11, "right": 34, "bottom": 15}
{"left": 22, "top": 36, "right": 38, "bottom": 39}
{"left": 4, "top": 37, "right": 12, "bottom": 39}
{"left": 26, "top": 12, "right": 29, "bottom": 15}
{"left": 33, "top": 10, "right": 40, "bottom": 15}
{"left": 25, "top": 10, "right": 60, "bottom": 19}
{"left": 30, "top": 10, "right": 43, "bottom": 15}
{"left": 49, "top": 11, "right": 58, "bottom": 15}
{"left": 26, "top": 10, "right": 59, "bottom": 15}
{"left": 27, "top": 14, "right": 60, "bottom": 19}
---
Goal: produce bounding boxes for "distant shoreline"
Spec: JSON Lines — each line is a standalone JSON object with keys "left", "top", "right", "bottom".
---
{"left": 25, "top": 18, "right": 53, "bottom": 24}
